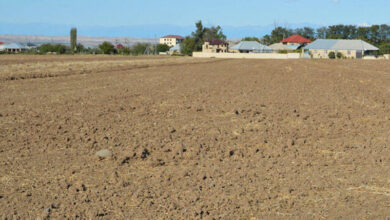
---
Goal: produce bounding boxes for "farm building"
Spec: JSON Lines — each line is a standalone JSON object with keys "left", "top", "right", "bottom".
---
{"left": 0, "top": 43, "right": 27, "bottom": 53}
{"left": 230, "top": 41, "right": 272, "bottom": 53}
{"left": 202, "top": 39, "right": 228, "bottom": 53}
{"left": 281, "top": 35, "right": 312, "bottom": 47}
{"left": 304, "top": 39, "right": 379, "bottom": 59}
{"left": 160, "top": 35, "right": 185, "bottom": 47}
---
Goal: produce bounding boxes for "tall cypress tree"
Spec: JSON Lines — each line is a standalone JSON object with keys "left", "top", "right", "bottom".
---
{"left": 70, "top": 28, "right": 77, "bottom": 53}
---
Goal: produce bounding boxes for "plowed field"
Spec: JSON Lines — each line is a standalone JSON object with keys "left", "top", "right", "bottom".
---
{"left": 1, "top": 55, "right": 390, "bottom": 219}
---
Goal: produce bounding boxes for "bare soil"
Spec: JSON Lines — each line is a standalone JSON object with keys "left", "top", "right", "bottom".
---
{"left": 1, "top": 55, "right": 390, "bottom": 219}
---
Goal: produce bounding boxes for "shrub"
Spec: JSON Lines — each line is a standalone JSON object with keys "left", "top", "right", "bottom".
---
{"left": 132, "top": 43, "right": 149, "bottom": 55}
{"left": 156, "top": 44, "right": 170, "bottom": 53}
{"left": 328, "top": 51, "right": 336, "bottom": 59}
{"left": 118, "top": 47, "right": 131, "bottom": 55}
{"left": 38, "top": 44, "right": 68, "bottom": 54}
{"left": 98, "top": 41, "right": 116, "bottom": 54}
{"left": 336, "top": 52, "right": 343, "bottom": 59}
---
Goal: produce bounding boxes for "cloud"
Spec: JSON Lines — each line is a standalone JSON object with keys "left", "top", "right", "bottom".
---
{"left": 333, "top": 0, "right": 339, "bottom": 3}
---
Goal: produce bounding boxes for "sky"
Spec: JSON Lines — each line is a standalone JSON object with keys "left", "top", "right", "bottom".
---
{"left": 0, "top": 0, "right": 389, "bottom": 38}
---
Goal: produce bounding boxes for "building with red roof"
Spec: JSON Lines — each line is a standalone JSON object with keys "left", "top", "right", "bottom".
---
{"left": 160, "top": 35, "right": 185, "bottom": 47}
{"left": 281, "top": 35, "right": 312, "bottom": 46}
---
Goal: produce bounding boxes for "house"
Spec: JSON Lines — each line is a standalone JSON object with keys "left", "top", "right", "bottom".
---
{"left": 202, "top": 39, "right": 228, "bottom": 53}
{"left": 169, "top": 44, "right": 181, "bottom": 55}
{"left": 230, "top": 41, "right": 272, "bottom": 53}
{"left": 160, "top": 35, "right": 185, "bottom": 47}
{"left": 1, "top": 43, "right": 27, "bottom": 53}
{"left": 304, "top": 39, "right": 379, "bottom": 59}
{"left": 281, "top": 35, "right": 312, "bottom": 49}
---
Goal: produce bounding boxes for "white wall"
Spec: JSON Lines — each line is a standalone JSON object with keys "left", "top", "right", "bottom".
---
{"left": 193, "top": 52, "right": 301, "bottom": 59}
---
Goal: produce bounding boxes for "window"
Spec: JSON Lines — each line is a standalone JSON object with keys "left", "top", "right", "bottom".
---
{"left": 347, "top": 50, "right": 351, "bottom": 55}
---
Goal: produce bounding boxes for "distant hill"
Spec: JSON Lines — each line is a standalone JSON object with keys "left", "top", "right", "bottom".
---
{"left": 0, "top": 22, "right": 324, "bottom": 40}
{"left": 0, "top": 35, "right": 159, "bottom": 48}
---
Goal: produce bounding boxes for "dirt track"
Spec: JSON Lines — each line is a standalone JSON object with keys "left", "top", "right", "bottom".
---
{"left": 1, "top": 55, "right": 390, "bottom": 219}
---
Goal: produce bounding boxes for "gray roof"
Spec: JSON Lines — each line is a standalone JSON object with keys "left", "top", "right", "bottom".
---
{"left": 269, "top": 43, "right": 296, "bottom": 51}
{"left": 169, "top": 44, "right": 181, "bottom": 52}
{"left": 304, "top": 39, "right": 378, "bottom": 51}
{"left": 231, "top": 41, "right": 271, "bottom": 51}
{"left": 2, "top": 43, "right": 27, "bottom": 49}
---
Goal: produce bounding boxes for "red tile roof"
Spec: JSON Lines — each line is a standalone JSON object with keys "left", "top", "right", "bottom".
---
{"left": 206, "top": 39, "right": 228, "bottom": 45}
{"left": 161, "top": 35, "right": 185, "bottom": 40}
{"left": 281, "top": 35, "right": 312, "bottom": 43}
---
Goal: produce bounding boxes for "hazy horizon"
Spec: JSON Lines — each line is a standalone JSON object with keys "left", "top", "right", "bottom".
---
{"left": 1, "top": 0, "right": 389, "bottom": 38}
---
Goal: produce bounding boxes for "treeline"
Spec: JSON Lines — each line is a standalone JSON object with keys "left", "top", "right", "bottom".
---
{"left": 259, "top": 24, "right": 390, "bottom": 47}
{"left": 31, "top": 42, "right": 171, "bottom": 55}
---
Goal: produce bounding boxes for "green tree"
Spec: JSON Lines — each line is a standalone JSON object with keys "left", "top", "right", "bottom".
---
{"left": 38, "top": 44, "right": 68, "bottom": 54}
{"left": 379, "top": 43, "right": 390, "bottom": 54}
{"left": 99, "top": 41, "right": 115, "bottom": 54}
{"left": 242, "top": 37, "right": 260, "bottom": 42}
{"left": 357, "top": 27, "right": 370, "bottom": 42}
{"left": 156, "top": 44, "right": 170, "bottom": 53}
{"left": 261, "top": 35, "right": 272, "bottom": 45}
{"left": 180, "top": 37, "right": 197, "bottom": 56}
{"left": 193, "top": 20, "right": 205, "bottom": 51}
{"left": 132, "top": 43, "right": 149, "bottom": 55}
{"left": 203, "top": 25, "right": 226, "bottom": 41}
{"left": 336, "top": 52, "right": 343, "bottom": 59}
{"left": 270, "top": 27, "right": 293, "bottom": 44}
{"left": 76, "top": 43, "right": 85, "bottom": 53}
{"left": 70, "top": 28, "right": 77, "bottom": 53}
{"left": 316, "top": 27, "right": 327, "bottom": 39}
{"left": 328, "top": 51, "right": 336, "bottom": 59}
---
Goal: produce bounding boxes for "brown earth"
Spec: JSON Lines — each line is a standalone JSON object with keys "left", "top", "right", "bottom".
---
{"left": 1, "top": 55, "right": 390, "bottom": 219}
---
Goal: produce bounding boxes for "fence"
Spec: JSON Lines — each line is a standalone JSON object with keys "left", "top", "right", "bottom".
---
{"left": 193, "top": 52, "right": 301, "bottom": 59}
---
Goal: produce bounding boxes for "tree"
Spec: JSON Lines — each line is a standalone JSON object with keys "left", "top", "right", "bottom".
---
{"left": 357, "top": 27, "right": 370, "bottom": 42}
{"left": 302, "top": 27, "right": 315, "bottom": 40}
{"left": 203, "top": 25, "right": 226, "bottom": 41}
{"left": 156, "top": 44, "right": 170, "bottom": 53}
{"left": 316, "top": 27, "right": 327, "bottom": 39}
{"left": 193, "top": 20, "right": 205, "bottom": 51}
{"left": 38, "top": 44, "right": 68, "bottom": 54}
{"left": 181, "top": 20, "right": 227, "bottom": 55}
{"left": 328, "top": 51, "right": 336, "bottom": 59}
{"left": 99, "top": 41, "right": 115, "bottom": 54}
{"left": 336, "top": 52, "right": 343, "bottom": 59}
{"left": 242, "top": 37, "right": 260, "bottom": 42}
{"left": 379, "top": 43, "right": 390, "bottom": 55}
{"left": 132, "top": 43, "right": 149, "bottom": 55}
{"left": 270, "top": 27, "right": 293, "bottom": 44}
{"left": 70, "top": 28, "right": 77, "bottom": 53}
{"left": 180, "top": 37, "right": 196, "bottom": 56}
{"left": 261, "top": 35, "right": 272, "bottom": 45}
{"left": 76, "top": 43, "right": 85, "bottom": 53}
